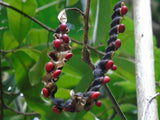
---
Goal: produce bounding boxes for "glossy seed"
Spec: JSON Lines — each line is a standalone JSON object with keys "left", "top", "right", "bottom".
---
{"left": 42, "top": 88, "right": 49, "bottom": 98}
{"left": 65, "top": 53, "right": 73, "bottom": 60}
{"left": 45, "top": 62, "right": 54, "bottom": 72}
{"left": 62, "top": 34, "right": 69, "bottom": 43}
{"left": 60, "top": 23, "right": 67, "bottom": 31}
{"left": 95, "top": 101, "right": 102, "bottom": 107}
{"left": 115, "top": 39, "right": 121, "bottom": 49}
{"left": 103, "top": 76, "right": 111, "bottom": 83}
{"left": 111, "top": 65, "right": 117, "bottom": 71}
{"left": 121, "top": 6, "right": 128, "bottom": 15}
{"left": 52, "top": 106, "right": 60, "bottom": 113}
{"left": 91, "top": 91, "right": 101, "bottom": 99}
{"left": 53, "top": 70, "right": 62, "bottom": 78}
{"left": 119, "top": 24, "right": 125, "bottom": 33}
{"left": 53, "top": 39, "right": 61, "bottom": 48}
{"left": 105, "top": 60, "right": 114, "bottom": 69}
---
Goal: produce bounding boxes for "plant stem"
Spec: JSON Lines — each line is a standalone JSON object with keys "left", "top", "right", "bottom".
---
{"left": 0, "top": 1, "right": 55, "bottom": 33}
{"left": 103, "top": 84, "right": 127, "bottom": 120}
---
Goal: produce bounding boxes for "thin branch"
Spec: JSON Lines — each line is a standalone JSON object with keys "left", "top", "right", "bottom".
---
{"left": 0, "top": 56, "right": 4, "bottom": 120}
{"left": 142, "top": 92, "right": 160, "bottom": 120}
{"left": 0, "top": 1, "right": 55, "bottom": 33}
{"left": 3, "top": 91, "right": 20, "bottom": 96}
{"left": 103, "top": 84, "right": 127, "bottom": 120}
{"left": 71, "top": 39, "right": 105, "bottom": 56}
{"left": 65, "top": 8, "right": 85, "bottom": 16}
{"left": 108, "top": 110, "right": 117, "bottom": 120}
{"left": 4, "top": 104, "right": 40, "bottom": 116}
{"left": 82, "top": 0, "right": 95, "bottom": 70}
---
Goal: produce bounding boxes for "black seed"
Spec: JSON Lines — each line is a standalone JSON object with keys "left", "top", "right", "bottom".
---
{"left": 111, "top": 16, "right": 122, "bottom": 28}
{"left": 103, "top": 51, "right": 114, "bottom": 60}
{"left": 105, "top": 43, "right": 116, "bottom": 53}
{"left": 107, "top": 34, "right": 118, "bottom": 44}
{"left": 51, "top": 98, "right": 65, "bottom": 107}
{"left": 93, "top": 68, "right": 104, "bottom": 78}
{"left": 109, "top": 25, "right": 118, "bottom": 36}
{"left": 91, "top": 85, "right": 101, "bottom": 91}
{"left": 112, "top": 8, "right": 121, "bottom": 20}
{"left": 113, "top": 1, "right": 122, "bottom": 11}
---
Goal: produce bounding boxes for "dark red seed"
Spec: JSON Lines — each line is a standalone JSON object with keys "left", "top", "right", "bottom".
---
{"left": 53, "top": 70, "right": 62, "bottom": 78}
{"left": 103, "top": 76, "right": 110, "bottom": 83}
{"left": 105, "top": 60, "right": 114, "bottom": 69}
{"left": 52, "top": 106, "right": 60, "bottom": 113}
{"left": 64, "top": 108, "right": 69, "bottom": 112}
{"left": 115, "top": 39, "right": 121, "bottom": 49}
{"left": 53, "top": 39, "right": 61, "bottom": 48}
{"left": 45, "top": 62, "right": 54, "bottom": 72}
{"left": 60, "top": 23, "right": 67, "bottom": 31}
{"left": 111, "top": 65, "right": 117, "bottom": 71}
{"left": 91, "top": 91, "right": 101, "bottom": 99}
{"left": 121, "top": 6, "right": 128, "bottom": 15}
{"left": 62, "top": 34, "right": 69, "bottom": 43}
{"left": 96, "top": 101, "right": 102, "bottom": 107}
{"left": 65, "top": 53, "right": 73, "bottom": 60}
{"left": 119, "top": 24, "right": 125, "bottom": 33}
{"left": 42, "top": 88, "right": 49, "bottom": 98}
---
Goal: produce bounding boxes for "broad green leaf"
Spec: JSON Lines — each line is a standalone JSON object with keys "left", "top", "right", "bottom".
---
{"left": 5, "top": 0, "right": 37, "bottom": 44}
{"left": 92, "top": 0, "right": 112, "bottom": 47}
{"left": 55, "top": 88, "right": 70, "bottom": 99}
{"left": 83, "top": 111, "right": 96, "bottom": 120}
{"left": 154, "top": 47, "right": 160, "bottom": 82}
{"left": 3, "top": 31, "right": 19, "bottom": 50}
{"left": 26, "top": 28, "right": 48, "bottom": 46}
{"left": 67, "top": 0, "right": 79, "bottom": 6}
{"left": 29, "top": 49, "right": 48, "bottom": 86}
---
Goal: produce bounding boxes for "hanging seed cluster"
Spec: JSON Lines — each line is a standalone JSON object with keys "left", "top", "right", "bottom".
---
{"left": 42, "top": 0, "right": 128, "bottom": 113}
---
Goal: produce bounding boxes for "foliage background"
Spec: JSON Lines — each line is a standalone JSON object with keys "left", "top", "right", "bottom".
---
{"left": 0, "top": 0, "right": 159, "bottom": 120}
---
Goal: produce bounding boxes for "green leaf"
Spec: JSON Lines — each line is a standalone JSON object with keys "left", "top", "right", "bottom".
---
{"left": 92, "top": 0, "right": 112, "bottom": 47}
{"left": 154, "top": 47, "right": 160, "bottom": 82}
{"left": 83, "top": 111, "right": 96, "bottom": 120}
{"left": 29, "top": 49, "right": 48, "bottom": 86}
{"left": 67, "top": 0, "right": 79, "bottom": 6}
{"left": 3, "top": 31, "right": 19, "bottom": 50}
{"left": 5, "top": 0, "right": 37, "bottom": 44}
{"left": 26, "top": 28, "right": 48, "bottom": 46}
{"left": 55, "top": 88, "right": 70, "bottom": 99}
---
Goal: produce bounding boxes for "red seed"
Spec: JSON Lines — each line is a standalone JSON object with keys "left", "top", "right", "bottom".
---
{"left": 103, "top": 76, "right": 110, "bottom": 83}
{"left": 52, "top": 106, "right": 61, "bottom": 113}
{"left": 115, "top": 39, "right": 121, "bottom": 49}
{"left": 45, "top": 62, "right": 54, "bottom": 72}
{"left": 111, "top": 65, "right": 117, "bottom": 71}
{"left": 121, "top": 6, "right": 128, "bottom": 15}
{"left": 91, "top": 91, "right": 101, "bottom": 99}
{"left": 119, "top": 24, "right": 125, "bottom": 33}
{"left": 65, "top": 53, "right": 73, "bottom": 60}
{"left": 62, "top": 34, "right": 69, "bottom": 43}
{"left": 53, "top": 70, "right": 62, "bottom": 78}
{"left": 96, "top": 101, "right": 102, "bottom": 107}
{"left": 53, "top": 39, "right": 61, "bottom": 48}
{"left": 105, "top": 60, "right": 114, "bottom": 69}
{"left": 42, "top": 88, "right": 49, "bottom": 98}
{"left": 60, "top": 23, "right": 67, "bottom": 31}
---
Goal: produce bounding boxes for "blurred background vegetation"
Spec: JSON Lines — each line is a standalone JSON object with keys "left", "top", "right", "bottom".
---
{"left": 0, "top": 0, "right": 160, "bottom": 120}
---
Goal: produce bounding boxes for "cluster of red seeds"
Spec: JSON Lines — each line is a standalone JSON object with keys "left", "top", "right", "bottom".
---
{"left": 41, "top": 0, "right": 128, "bottom": 113}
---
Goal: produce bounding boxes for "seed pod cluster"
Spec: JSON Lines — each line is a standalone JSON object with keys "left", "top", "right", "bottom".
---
{"left": 41, "top": 0, "right": 128, "bottom": 113}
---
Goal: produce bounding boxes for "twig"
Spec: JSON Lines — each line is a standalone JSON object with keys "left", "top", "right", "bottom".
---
{"left": 108, "top": 110, "right": 117, "bottom": 120}
{"left": 0, "top": 1, "right": 55, "bottom": 33}
{"left": 142, "top": 92, "right": 160, "bottom": 120}
{"left": 0, "top": 56, "right": 4, "bottom": 120}
{"left": 4, "top": 104, "right": 40, "bottom": 116}
{"left": 71, "top": 39, "right": 105, "bottom": 56}
{"left": 3, "top": 91, "right": 20, "bottom": 96}
{"left": 103, "top": 84, "right": 127, "bottom": 120}
{"left": 82, "top": 0, "right": 95, "bottom": 70}
{"left": 65, "top": 8, "right": 85, "bottom": 16}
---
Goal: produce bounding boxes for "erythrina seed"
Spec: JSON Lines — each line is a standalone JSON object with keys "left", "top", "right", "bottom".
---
{"left": 121, "top": 6, "right": 128, "bottom": 15}
{"left": 53, "top": 70, "right": 62, "bottom": 78}
{"left": 111, "top": 65, "right": 117, "bottom": 71}
{"left": 62, "top": 34, "right": 69, "bottom": 43}
{"left": 52, "top": 106, "right": 60, "bottom": 113}
{"left": 96, "top": 101, "right": 102, "bottom": 107}
{"left": 91, "top": 91, "right": 101, "bottom": 99}
{"left": 45, "top": 62, "right": 54, "bottom": 72}
{"left": 105, "top": 60, "right": 114, "bottom": 69}
{"left": 65, "top": 53, "right": 73, "bottom": 60}
{"left": 53, "top": 39, "right": 61, "bottom": 48}
{"left": 103, "top": 76, "right": 111, "bottom": 83}
{"left": 60, "top": 23, "right": 67, "bottom": 31}
{"left": 115, "top": 39, "right": 121, "bottom": 49}
{"left": 119, "top": 24, "right": 125, "bottom": 33}
{"left": 42, "top": 88, "right": 49, "bottom": 98}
